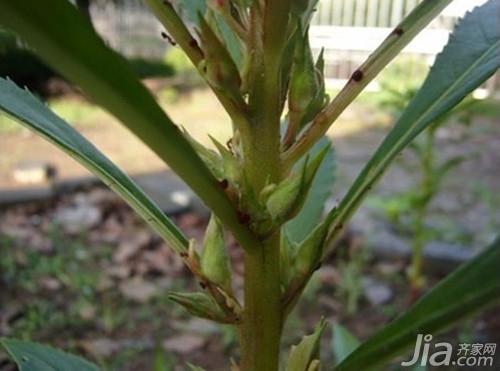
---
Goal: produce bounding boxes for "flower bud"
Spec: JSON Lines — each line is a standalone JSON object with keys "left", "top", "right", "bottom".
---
{"left": 210, "top": 136, "right": 240, "bottom": 184}
{"left": 182, "top": 129, "right": 224, "bottom": 179}
{"left": 201, "top": 215, "right": 232, "bottom": 293}
{"left": 265, "top": 167, "right": 304, "bottom": 222}
{"left": 286, "top": 318, "right": 327, "bottom": 371}
{"left": 289, "top": 27, "right": 317, "bottom": 116}
{"left": 293, "top": 222, "right": 328, "bottom": 277}
{"left": 264, "top": 144, "right": 331, "bottom": 224}
{"left": 289, "top": 28, "right": 328, "bottom": 129}
{"left": 198, "top": 15, "right": 242, "bottom": 96}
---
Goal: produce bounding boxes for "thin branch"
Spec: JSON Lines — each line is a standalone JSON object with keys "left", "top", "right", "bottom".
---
{"left": 144, "top": 0, "right": 250, "bottom": 128}
{"left": 282, "top": 0, "right": 453, "bottom": 167}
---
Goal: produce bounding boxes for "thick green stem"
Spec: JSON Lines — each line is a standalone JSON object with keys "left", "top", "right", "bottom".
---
{"left": 240, "top": 232, "right": 282, "bottom": 371}
{"left": 238, "top": 2, "right": 291, "bottom": 369}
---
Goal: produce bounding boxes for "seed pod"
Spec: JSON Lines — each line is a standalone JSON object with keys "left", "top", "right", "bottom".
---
{"left": 201, "top": 215, "right": 232, "bottom": 293}
{"left": 197, "top": 15, "right": 242, "bottom": 96}
{"left": 168, "top": 291, "right": 230, "bottom": 323}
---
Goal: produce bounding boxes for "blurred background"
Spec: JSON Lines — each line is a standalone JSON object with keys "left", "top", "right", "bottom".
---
{"left": 0, "top": 0, "right": 499, "bottom": 370}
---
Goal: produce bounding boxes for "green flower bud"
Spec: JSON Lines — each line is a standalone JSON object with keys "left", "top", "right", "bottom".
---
{"left": 286, "top": 318, "right": 327, "bottom": 371}
{"left": 307, "top": 360, "right": 321, "bottom": 371}
{"left": 265, "top": 143, "right": 330, "bottom": 224}
{"left": 289, "top": 27, "right": 317, "bottom": 115}
{"left": 201, "top": 215, "right": 232, "bottom": 293}
{"left": 302, "top": 48, "right": 329, "bottom": 124}
{"left": 293, "top": 222, "right": 328, "bottom": 277}
{"left": 291, "top": 0, "right": 320, "bottom": 29}
{"left": 265, "top": 167, "right": 304, "bottom": 222}
{"left": 198, "top": 15, "right": 242, "bottom": 96}
{"left": 169, "top": 291, "right": 230, "bottom": 323}
{"left": 182, "top": 129, "right": 224, "bottom": 179}
{"left": 289, "top": 29, "right": 329, "bottom": 129}
{"left": 210, "top": 136, "right": 240, "bottom": 184}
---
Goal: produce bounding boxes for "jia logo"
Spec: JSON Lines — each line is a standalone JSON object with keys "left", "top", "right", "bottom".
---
{"left": 401, "top": 334, "right": 496, "bottom": 367}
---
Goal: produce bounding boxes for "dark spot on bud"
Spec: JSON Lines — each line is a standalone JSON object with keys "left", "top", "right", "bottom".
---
{"left": 218, "top": 179, "right": 229, "bottom": 189}
{"left": 351, "top": 70, "right": 364, "bottom": 82}
{"left": 393, "top": 27, "right": 404, "bottom": 36}
{"left": 199, "top": 281, "right": 207, "bottom": 289}
{"left": 335, "top": 223, "right": 344, "bottom": 231}
{"left": 180, "top": 251, "right": 188, "bottom": 258}
{"left": 237, "top": 211, "right": 251, "bottom": 225}
{"left": 162, "top": 0, "right": 171, "bottom": 6}
{"left": 314, "top": 262, "right": 322, "bottom": 271}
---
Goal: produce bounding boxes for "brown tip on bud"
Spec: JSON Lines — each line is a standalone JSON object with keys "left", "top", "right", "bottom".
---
{"left": 351, "top": 70, "right": 364, "bottom": 82}
{"left": 237, "top": 211, "right": 251, "bottom": 225}
{"left": 393, "top": 27, "right": 404, "bottom": 36}
{"left": 180, "top": 251, "right": 188, "bottom": 258}
{"left": 218, "top": 179, "right": 229, "bottom": 189}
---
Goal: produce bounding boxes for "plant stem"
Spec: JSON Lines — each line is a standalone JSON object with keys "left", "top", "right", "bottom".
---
{"left": 409, "top": 129, "right": 434, "bottom": 291}
{"left": 240, "top": 232, "right": 282, "bottom": 371}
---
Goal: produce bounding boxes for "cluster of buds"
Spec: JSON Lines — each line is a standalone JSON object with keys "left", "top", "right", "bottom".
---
{"left": 155, "top": 0, "right": 333, "bottom": 326}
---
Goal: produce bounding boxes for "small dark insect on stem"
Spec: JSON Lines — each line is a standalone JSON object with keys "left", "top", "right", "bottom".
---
{"left": 189, "top": 38, "right": 199, "bottom": 49}
{"left": 237, "top": 211, "right": 251, "bottom": 225}
{"left": 218, "top": 179, "right": 229, "bottom": 189}
{"left": 351, "top": 69, "right": 364, "bottom": 82}
{"left": 161, "top": 31, "right": 177, "bottom": 46}
{"left": 392, "top": 27, "right": 404, "bottom": 36}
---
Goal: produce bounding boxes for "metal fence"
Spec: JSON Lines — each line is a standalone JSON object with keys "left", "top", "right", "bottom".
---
{"left": 89, "top": 0, "right": 498, "bottom": 93}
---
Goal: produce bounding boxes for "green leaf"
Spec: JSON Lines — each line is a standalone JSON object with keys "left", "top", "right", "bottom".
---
{"left": 286, "top": 137, "right": 335, "bottom": 244}
{"left": 331, "top": 324, "right": 360, "bottom": 365}
{"left": 0, "top": 78, "right": 188, "bottom": 253}
{"left": 336, "top": 236, "right": 500, "bottom": 371}
{"left": 179, "top": 0, "right": 207, "bottom": 24}
{"left": 1, "top": 338, "right": 99, "bottom": 371}
{"left": 286, "top": 319, "right": 327, "bottom": 371}
{"left": 326, "top": 0, "right": 500, "bottom": 241}
{"left": 0, "top": 0, "right": 257, "bottom": 251}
